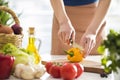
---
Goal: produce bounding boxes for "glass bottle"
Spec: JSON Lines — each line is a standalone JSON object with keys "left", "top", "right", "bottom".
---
{"left": 27, "top": 27, "right": 41, "bottom": 64}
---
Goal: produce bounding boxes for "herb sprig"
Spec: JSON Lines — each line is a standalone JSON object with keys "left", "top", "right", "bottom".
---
{"left": 98, "top": 29, "right": 120, "bottom": 73}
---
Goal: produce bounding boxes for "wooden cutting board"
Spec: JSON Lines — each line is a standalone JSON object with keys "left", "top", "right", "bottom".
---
{"left": 42, "top": 59, "right": 106, "bottom": 75}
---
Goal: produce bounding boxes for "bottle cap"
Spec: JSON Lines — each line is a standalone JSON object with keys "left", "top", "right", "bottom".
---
{"left": 29, "top": 27, "right": 34, "bottom": 34}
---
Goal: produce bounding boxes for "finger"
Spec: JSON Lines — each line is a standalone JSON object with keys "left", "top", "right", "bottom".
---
{"left": 69, "top": 31, "right": 75, "bottom": 45}
{"left": 87, "top": 41, "right": 92, "bottom": 56}
{"left": 65, "top": 33, "right": 70, "bottom": 45}
{"left": 85, "top": 40, "right": 95, "bottom": 57}
{"left": 79, "top": 37, "right": 89, "bottom": 57}
{"left": 71, "top": 31, "right": 75, "bottom": 42}
{"left": 84, "top": 38, "right": 91, "bottom": 57}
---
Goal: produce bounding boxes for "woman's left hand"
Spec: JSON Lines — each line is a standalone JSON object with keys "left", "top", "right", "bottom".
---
{"left": 79, "top": 33, "right": 96, "bottom": 58}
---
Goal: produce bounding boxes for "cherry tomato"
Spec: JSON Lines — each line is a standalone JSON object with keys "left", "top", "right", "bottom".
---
{"left": 45, "top": 62, "right": 53, "bottom": 73}
{"left": 49, "top": 64, "right": 61, "bottom": 78}
{"left": 60, "top": 63, "right": 77, "bottom": 80}
{"left": 74, "top": 63, "right": 84, "bottom": 78}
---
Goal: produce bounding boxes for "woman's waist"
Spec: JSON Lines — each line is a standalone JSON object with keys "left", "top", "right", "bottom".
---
{"left": 65, "top": 2, "right": 99, "bottom": 15}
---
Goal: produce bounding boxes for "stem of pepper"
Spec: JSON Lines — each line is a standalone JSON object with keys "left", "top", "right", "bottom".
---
{"left": 64, "top": 50, "right": 74, "bottom": 57}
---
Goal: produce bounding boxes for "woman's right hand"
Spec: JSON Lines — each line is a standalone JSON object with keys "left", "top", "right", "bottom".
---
{"left": 58, "top": 21, "right": 75, "bottom": 45}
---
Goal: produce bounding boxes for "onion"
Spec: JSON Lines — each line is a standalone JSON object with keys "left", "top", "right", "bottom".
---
{"left": 0, "top": 24, "right": 13, "bottom": 34}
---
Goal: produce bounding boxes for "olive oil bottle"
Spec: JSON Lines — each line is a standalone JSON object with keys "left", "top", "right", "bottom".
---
{"left": 27, "top": 27, "right": 41, "bottom": 64}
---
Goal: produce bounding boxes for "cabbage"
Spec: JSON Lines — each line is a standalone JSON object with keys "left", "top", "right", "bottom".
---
{"left": 14, "top": 53, "right": 30, "bottom": 66}
{"left": 1, "top": 43, "right": 35, "bottom": 66}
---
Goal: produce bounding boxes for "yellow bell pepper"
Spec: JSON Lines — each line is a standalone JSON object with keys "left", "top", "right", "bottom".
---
{"left": 65, "top": 48, "right": 83, "bottom": 62}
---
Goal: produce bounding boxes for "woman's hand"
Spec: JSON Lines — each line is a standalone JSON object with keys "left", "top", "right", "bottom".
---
{"left": 58, "top": 21, "right": 75, "bottom": 45}
{"left": 80, "top": 33, "right": 96, "bottom": 58}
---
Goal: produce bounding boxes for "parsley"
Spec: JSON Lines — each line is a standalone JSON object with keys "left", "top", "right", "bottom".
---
{"left": 98, "top": 29, "right": 120, "bottom": 73}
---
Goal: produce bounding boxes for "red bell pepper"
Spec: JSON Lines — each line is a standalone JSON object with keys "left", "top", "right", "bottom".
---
{"left": 0, "top": 53, "right": 15, "bottom": 79}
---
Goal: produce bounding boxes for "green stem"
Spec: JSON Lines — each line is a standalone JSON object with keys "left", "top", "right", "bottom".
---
{"left": 64, "top": 50, "right": 74, "bottom": 57}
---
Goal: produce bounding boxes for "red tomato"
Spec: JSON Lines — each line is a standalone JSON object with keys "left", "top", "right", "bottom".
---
{"left": 45, "top": 62, "right": 53, "bottom": 73}
{"left": 60, "top": 63, "right": 77, "bottom": 80}
{"left": 49, "top": 64, "right": 61, "bottom": 78}
{"left": 74, "top": 63, "right": 84, "bottom": 78}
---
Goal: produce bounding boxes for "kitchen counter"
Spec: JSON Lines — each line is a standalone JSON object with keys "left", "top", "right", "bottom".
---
{"left": 10, "top": 54, "right": 114, "bottom": 80}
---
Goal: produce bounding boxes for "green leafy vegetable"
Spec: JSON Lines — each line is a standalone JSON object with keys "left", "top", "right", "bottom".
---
{"left": 1, "top": 43, "right": 35, "bottom": 66}
{"left": 98, "top": 29, "right": 120, "bottom": 73}
{"left": 0, "top": 0, "right": 13, "bottom": 26}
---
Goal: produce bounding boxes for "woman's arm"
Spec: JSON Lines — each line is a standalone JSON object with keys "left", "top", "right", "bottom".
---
{"left": 50, "top": 0, "right": 75, "bottom": 44}
{"left": 86, "top": 0, "right": 111, "bottom": 35}
{"left": 50, "top": 0, "right": 69, "bottom": 24}
{"left": 80, "top": 0, "right": 111, "bottom": 57}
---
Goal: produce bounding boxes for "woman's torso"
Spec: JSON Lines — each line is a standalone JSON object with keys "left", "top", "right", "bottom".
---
{"left": 51, "top": 0, "right": 105, "bottom": 55}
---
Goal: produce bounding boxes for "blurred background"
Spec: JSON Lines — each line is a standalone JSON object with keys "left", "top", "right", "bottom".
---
{"left": 8, "top": 0, "right": 120, "bottom": 54}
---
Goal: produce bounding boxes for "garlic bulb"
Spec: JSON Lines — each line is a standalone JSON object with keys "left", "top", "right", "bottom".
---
{"left": 21, "top": 65, "right": 35, "bottom": 80}
{"left": 14, "top": 63, "right": 46, "bottom": 79}
{"left": 34, "top": 64, "right": 46, "bottom": 78}
{"left": 14, "top": 64, "right": 25, "bottom": 78}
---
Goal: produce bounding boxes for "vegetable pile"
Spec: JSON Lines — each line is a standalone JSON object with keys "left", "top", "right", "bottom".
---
{"left": 0, "top": 6, "right": 22, "bottom": 35}
{"left": 0, "top": 22, "right": 22, "bottom": 35}
{"left": 0, "top": 43, "right": 46, "bottom": 79}
{"left": 45, "top": 62, "right": 84, "bottom": 80}
{"left": 1, "top": 43, "right": 35, "bottom": 67}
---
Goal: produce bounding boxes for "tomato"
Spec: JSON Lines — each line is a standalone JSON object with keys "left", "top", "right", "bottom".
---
{"left": 60, "top": 63, "right": 77, "bottom": 80}
{"left": 74, "top": 63, "right": 84, "bottom": 78}
{"left": 49, "top": 64, "right": 61, "bottom": 78}
{"left": 45, "top": 62, "right": 84, "bottom": 79}
{"left": 45, "top": 62, "right": 53, "bottom": 73}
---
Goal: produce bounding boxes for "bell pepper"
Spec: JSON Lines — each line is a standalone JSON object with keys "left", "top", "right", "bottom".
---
{"left": 65, "top": 48, "right": 83, "bottom": 62}
{"left": 0, "top": 53, "right": 15, "bottom": 79}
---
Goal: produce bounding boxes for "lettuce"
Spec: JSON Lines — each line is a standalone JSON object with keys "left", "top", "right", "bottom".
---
{"left": 1, "top": 43, "right": 35, "bottom": 66}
